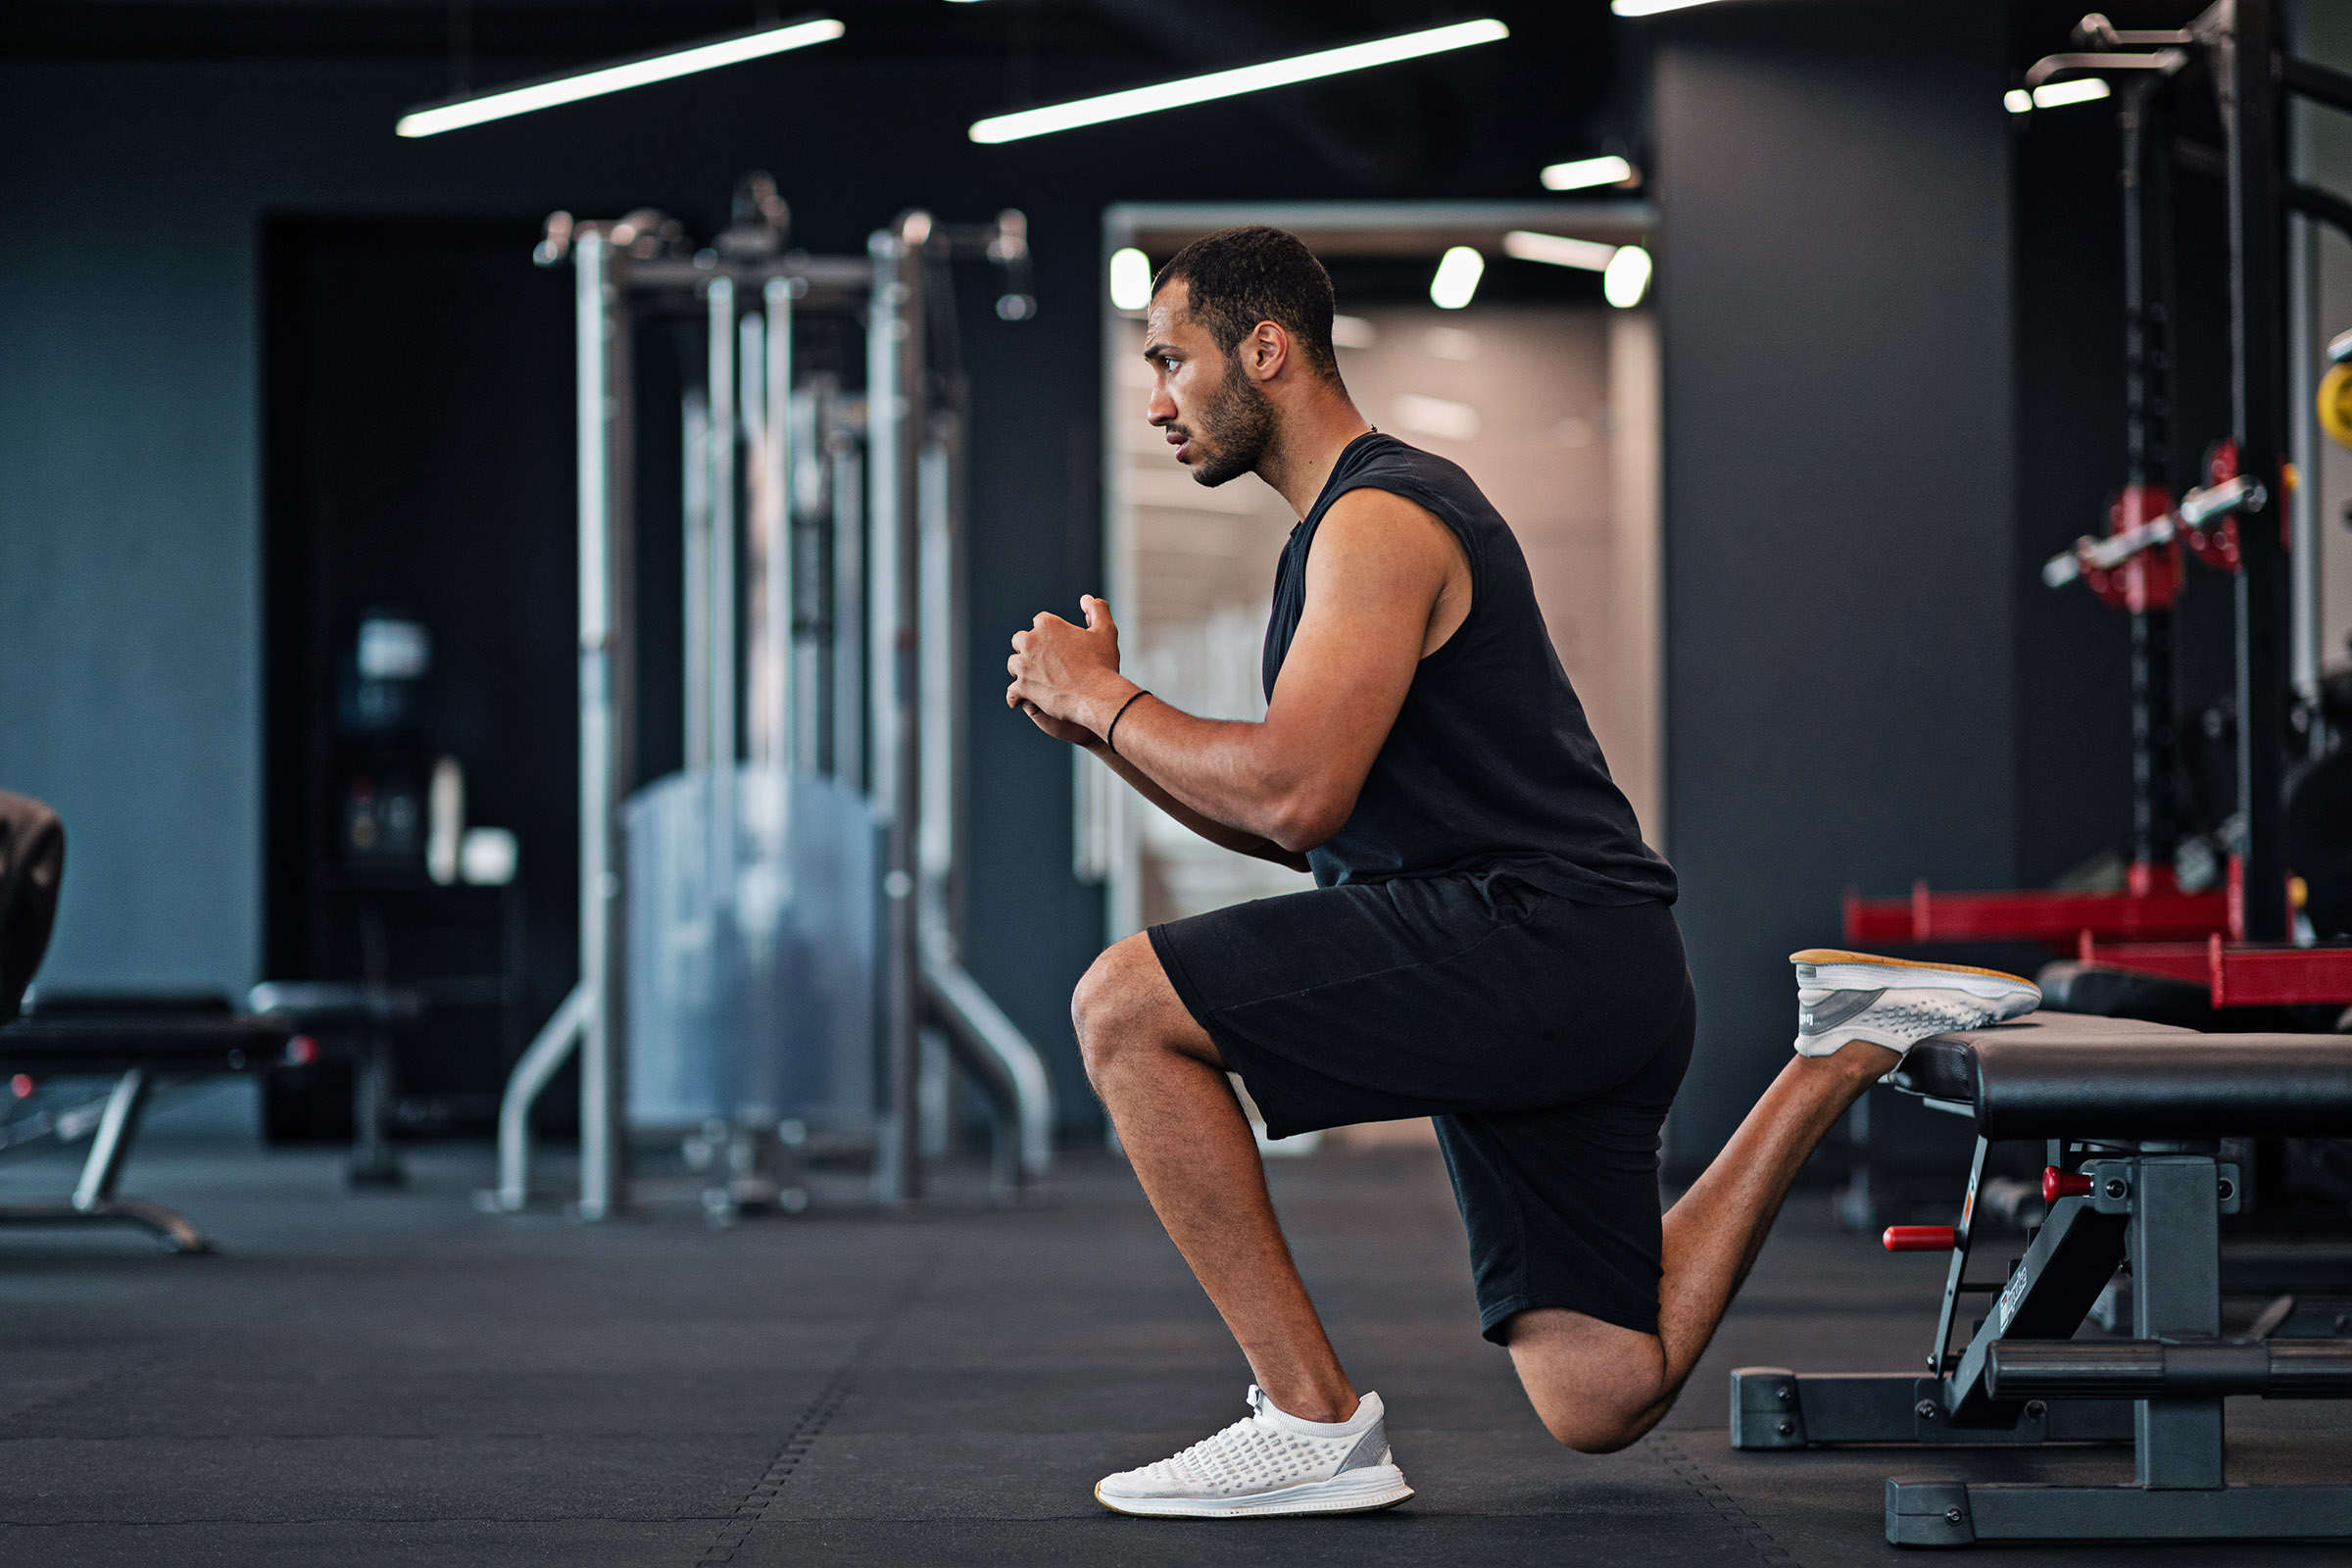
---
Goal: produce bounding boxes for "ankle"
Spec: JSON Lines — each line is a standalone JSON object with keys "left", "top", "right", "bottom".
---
{"left": 1259, "top": 1382, "right": 1360, "bottom": 1426}
{"left": 1813, "top": 1041, "right": 1898, "bottom": 1082}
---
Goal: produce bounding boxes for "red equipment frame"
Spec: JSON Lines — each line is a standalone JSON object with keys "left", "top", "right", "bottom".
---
{"left": 1842, "top": 880, "right": 2232, "bottom": 947}
{"left": 2077, "top": 932, "right": 2352, "bottom": 1007}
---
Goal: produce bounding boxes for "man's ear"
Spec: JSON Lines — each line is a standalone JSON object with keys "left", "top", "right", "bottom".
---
{"left": 1245, "top": 319, "right": 1289, "bottom": 383}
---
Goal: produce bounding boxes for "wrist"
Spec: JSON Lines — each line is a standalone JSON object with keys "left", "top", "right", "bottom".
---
{"left": 1082, "top": 677, "right": 1145, "bottom": 740}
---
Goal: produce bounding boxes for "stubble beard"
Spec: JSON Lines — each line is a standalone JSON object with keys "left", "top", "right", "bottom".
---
{"left": 1183, "top": 356, "right": 1274, "bottom": 488}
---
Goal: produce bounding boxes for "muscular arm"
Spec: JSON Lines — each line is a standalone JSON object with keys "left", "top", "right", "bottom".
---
{"left": 1008, "top": 487, "right": 1470, "bottom": 857}
{"left": 1066, "top": 730, "right": 1309, "bottom": 871}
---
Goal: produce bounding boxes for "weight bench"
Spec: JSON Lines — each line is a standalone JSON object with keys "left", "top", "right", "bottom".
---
{"left": 0, "top": 994, "right": 296, "bottom": 1252}
{"left": 1729, "top": 1011, "right": 2352, "bottom": 1545}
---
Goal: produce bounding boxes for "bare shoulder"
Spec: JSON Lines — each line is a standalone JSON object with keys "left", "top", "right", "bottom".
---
{"left": 1300, "top": 486, "right": 1473, "bottom": 657}
{"left": 1307, "top": 485, "right": 1468, "bottom": 580}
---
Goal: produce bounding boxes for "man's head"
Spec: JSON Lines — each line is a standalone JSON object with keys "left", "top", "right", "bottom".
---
{"left": 1144, "top": 226, "right": 1348, "bottom": 486}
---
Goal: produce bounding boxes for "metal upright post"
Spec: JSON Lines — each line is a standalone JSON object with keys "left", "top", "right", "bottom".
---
{"left": 708, "top": 277, "right": 739, "bottom": 912}
{"left": 2129, "top": 1154, "right": 2226, "bottom": 1489}
{"left": 575, "top": 228, "right": 634, "bottom": 1221}
{"left": 2121, "top": 74, "right": 2183, "bottom": 889}
{"left": 869, "top": 220, "right": 927, "bottom": 1202}
{"left": 683, "top": 391, "right": 711, "bottom": 770}
{"left": 761, "top": 276, "right": 797, "bottom": 774}
{"left": 2222, "top": 0, "right": 2292, "bottom": 940}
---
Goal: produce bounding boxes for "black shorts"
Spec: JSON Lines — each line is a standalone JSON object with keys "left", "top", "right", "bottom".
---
{"left": 1148, "top": 870, "right": 1695, "bottom": 1343}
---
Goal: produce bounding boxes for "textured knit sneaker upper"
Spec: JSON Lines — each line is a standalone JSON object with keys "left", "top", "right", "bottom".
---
{"left": 1790, "top": 951, "right": 2039, "bottom": 1059}
{"left": 1098, "top": 1386, "right": 1391, "bottom": 1501}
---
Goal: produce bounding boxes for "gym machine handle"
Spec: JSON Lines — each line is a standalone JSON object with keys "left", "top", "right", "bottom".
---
{"left": 2041, "top": 474, "right": 2267, "bottom": 588}
{"left": 1883, "top": 1226, "right": 1957, "bottom": 1252}
{"left": 1986, "top": 1338, "right": 2352, "bottom": 1398}
{"left": 2041, "top": 1166, "right": 2093, "bottom": 1202}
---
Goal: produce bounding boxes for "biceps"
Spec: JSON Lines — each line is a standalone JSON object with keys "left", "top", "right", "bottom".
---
{"left": 1261, "top": 612, "right": 1422, "bottom": 785}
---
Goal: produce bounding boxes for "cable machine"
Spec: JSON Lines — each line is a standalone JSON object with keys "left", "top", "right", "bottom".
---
{"left": 484, "top": 178, "right": 1053, "bottom": 1219}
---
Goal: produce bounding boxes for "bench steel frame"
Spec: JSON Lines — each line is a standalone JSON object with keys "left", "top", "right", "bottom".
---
{"left": 0, "top": 1010, "right": 296, "bottom": 1253}
{"left": 1738, "top": 1132, "right": 2352, "bottom": 1544}
{"left": 1737, "top": 1007, "right": 2352, "bottom": 1545}
{"left": 0, "top": 1069, "right": 210, "bottom": 1251}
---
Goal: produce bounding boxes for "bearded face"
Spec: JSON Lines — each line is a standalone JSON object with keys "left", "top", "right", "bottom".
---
{"left": 1175, "top": 349, "right": 1276, "bottom": 488}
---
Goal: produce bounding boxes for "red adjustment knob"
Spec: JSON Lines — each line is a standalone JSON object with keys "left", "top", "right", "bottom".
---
{"left": 1883, "top": 1226, "right": 1957, "bottom": 1252}
{"left": 2043, "top": 1166, "right": 2093, "bottom": 1202}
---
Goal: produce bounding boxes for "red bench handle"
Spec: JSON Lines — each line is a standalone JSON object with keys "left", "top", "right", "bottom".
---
{"left": 2042, "top": 1166, "right": 2092, "bottom": 1202}
{"left": 1883, "top": 1226, "right": 1956, "bottom": 1252}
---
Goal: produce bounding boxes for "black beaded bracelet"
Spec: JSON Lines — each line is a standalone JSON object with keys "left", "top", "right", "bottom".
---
{"left": 1105, "top": 689, "right": 1152, "bottom": 756}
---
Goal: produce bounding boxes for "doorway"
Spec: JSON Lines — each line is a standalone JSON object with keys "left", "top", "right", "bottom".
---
{"left": 1084, "top": 204, "right": 1665, "bottom": 947}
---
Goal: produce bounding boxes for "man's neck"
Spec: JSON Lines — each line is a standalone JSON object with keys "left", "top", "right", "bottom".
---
{"left": 1256, "top": 392, "right": 1375, "bottom": 517}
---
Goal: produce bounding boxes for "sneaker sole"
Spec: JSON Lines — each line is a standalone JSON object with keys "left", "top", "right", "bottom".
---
{"left": 1095, "top": 1467, "right": 1415, "bottom": 1519}
{"left": 1791, "top": 949, "right": 2038, "bottom": 1010}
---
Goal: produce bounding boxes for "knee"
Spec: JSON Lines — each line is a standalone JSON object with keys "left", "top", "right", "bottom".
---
{"left": 1532, "top": 1394, "right": 1662, "bottom": 1455}
{"left": 1070, "top": 936, "right": 1153, "bottom": 1090}
{"left": 1506, "top": 1312, "right": 1673, "bottom": 1453}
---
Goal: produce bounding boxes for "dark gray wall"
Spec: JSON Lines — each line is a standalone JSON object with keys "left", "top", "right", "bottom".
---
{"left": 1654, "top": 5, "right": 2017, "bottom": 1173}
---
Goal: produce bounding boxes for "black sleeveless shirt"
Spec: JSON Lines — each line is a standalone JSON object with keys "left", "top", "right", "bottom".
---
{"left": 1263, "top": 432, "right": 1676, "bottom": 906}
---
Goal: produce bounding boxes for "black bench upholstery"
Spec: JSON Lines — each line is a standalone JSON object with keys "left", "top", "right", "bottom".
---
{"left": 0, "top": 1008, "right": 294, "bottom": 1076}
{"left": 1889, "top": 1011, "right": 2352, "bottom": 1139}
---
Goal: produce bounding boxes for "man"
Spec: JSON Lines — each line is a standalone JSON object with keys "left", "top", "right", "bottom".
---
{"left": 1004, "top": 226, "right": 2038, "bottom": 1518}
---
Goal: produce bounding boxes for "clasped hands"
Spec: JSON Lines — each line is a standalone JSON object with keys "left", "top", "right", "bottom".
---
{"left": 1006, "top": 595, "right": 1137, "bottom": 749}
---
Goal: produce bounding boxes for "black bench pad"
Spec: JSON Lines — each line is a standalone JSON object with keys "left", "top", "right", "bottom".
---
{"left": 1890, "top": 1011, "right": 2352, "bottom": 1139}
{"left": 0, "top": 1014, "right": 294, "bottom": 1075}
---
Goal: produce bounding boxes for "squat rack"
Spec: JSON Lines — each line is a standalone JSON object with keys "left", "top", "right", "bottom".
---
{"left": 485, "top": 185, "right": 1054, "bottom": 1219}
{"left": 1851, "top": 0, "right": 2352, "bottom": 989}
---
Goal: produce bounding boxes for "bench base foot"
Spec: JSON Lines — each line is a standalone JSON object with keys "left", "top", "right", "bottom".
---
{"left": 1731, "top": 1368, "right": 2132, "bottom": 1448}
{"left": 0, "top": 1200, "right": 211, "bottom": 1253}
{"left": 1887, "top": 1478, "right": 2352, "bottom": 1545}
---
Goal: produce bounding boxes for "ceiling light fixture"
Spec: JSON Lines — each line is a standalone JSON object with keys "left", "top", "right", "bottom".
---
{"left": 1603, "top": 246, "right": 1653, "bottom": 308}
{"left": 1430, "top": 247, "right": 1486, "bottom": 310}
{"left": 1501, "top": 231, "right": 1652, "bottom": 309}
{"left": 2006, "top": 76, "right": 2112, "bottom": 114}
{"left": 1501, "top": 230, "right": 1618, "bottom": 270}
{"left": 1610, "top": 0, "right": 1730, "bottom": 15}
{"left": 1108, "top": 248, "right": 1152, "bottom": 312}
{"left": 968, "top": 19, "right": 1509, "bottom": 144}
{"left": 1540, "top": 154, "right": 1640, "bottom": 192}
{"left": 396, "top": 17, "right": 845, "bottom": 138}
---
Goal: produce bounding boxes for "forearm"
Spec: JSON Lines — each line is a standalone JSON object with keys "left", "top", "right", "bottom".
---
{"left": 1077, "top": 685, "right": 1332, "bottom": 854}
{"left": 1084, "top": 734, "right": 1309, "bottom": 871}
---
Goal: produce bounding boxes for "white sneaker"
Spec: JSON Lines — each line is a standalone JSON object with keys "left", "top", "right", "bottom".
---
{"left": 1790, "top": 949, "right": 2039, "bottom": 1060}
{"left": 1094, "top": 1385, "right": 1414, "bottom": 1519}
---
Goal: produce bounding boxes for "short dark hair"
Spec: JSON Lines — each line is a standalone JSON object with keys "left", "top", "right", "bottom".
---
{"left": 1153, "top": 225, "right": 1341, "bottom": 383}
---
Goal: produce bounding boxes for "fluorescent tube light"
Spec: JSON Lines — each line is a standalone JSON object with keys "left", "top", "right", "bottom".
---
{"left": 968, "top": 19, "right": 1509, "bottom": 144}
{"left": 1108, "top": 248, "right": 1152, "bottom": 312}
{"left": 1541, "top": 155, "right": 1638, "bottom": 191}
{"left": 1611, "top": 0, "right": 1730, "bottom": 15}
{"left": 1603, "top": 246, "right": 1653, "bottom": 308}
{"left": 1430, "top": 247, "right": 1485, "bottom": 310}
{"left": 1503, "top": 232, "right": 1652, "bottom": 309}
{"left": 2005, "top": 89, "right": 2034, "bottom": 114}
{"left": 2032, "top": 77, "right": 2111, "bottom": 109}
{"left": 1501, "top": 229, "right": 1618, "bottom": 271}
{"left": 396, "top": 18, "right": 846, "bottom": 137}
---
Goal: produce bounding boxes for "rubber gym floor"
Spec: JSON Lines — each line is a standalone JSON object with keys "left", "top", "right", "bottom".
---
{"left": 0, "top": 1132, "right": 2340, "bottom": 1567}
